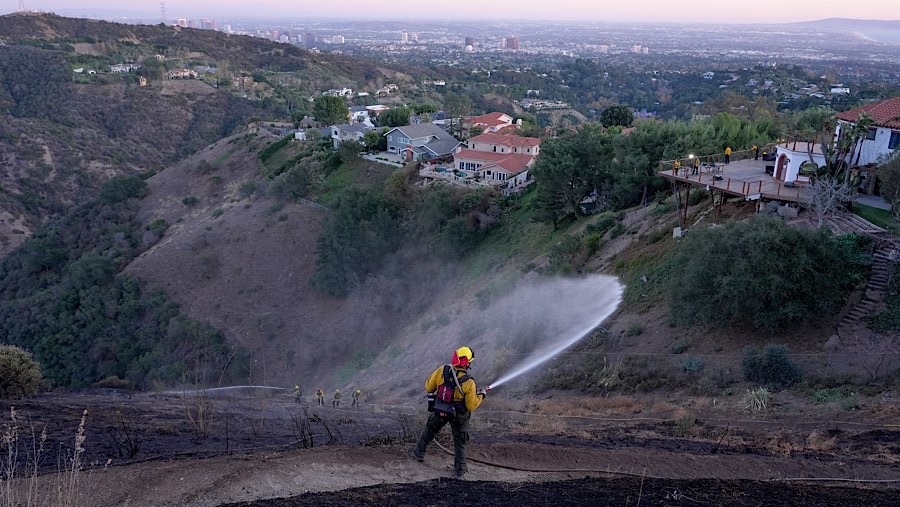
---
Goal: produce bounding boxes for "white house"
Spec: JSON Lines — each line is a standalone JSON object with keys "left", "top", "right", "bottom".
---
{"left": 464, "top": 112, "right": 515, "bottom": 134}
{"left": 773, "top": 96, "right": 900, "bottom": 184}
{"left": 330, "top": 123, "right": 374, "bottom": 148}
{"left": 835, "top": 96, "right": 900, "bottom": 166}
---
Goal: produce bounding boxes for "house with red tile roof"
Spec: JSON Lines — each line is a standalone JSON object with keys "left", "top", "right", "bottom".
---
{"left": 835, "top": 96, "right": 900, "bottom": 167}
{"left": 464, "top": 112, "right": 515, "bottom": 134}
{"left": 453, "top": 132, "right": 541, "bottom": 190}
{"left": 773, "top": 96, "right": 900, "bottom": 185}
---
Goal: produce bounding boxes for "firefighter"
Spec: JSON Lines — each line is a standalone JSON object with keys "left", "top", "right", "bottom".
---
{"left": 411, "top": 346, "right": 487, "bottom": 480}
{"left": 352, "top": 389, "right": 362, "bottom": 408}
{"left": 315, "top": 388, "right": 325, "bottom": 407}
{"left": 293, "top": 385, "right": 302, "bottom": 403}
{"left": 333, "top": 389, "right": 342, "bottom": 408}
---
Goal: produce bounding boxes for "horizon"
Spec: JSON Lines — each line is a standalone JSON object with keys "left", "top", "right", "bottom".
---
{"left": 6, "top": 1, "right": 900, "bottom": 24}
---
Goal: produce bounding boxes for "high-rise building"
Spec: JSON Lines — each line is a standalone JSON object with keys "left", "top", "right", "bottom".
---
{"left": 631, "top": 44, "right": 642, "bottom": 53}
{"left": 410, "top": 33, "right": 418, "bottom": 42}
{"left": 332, "top": 35, "right": 345, "bottom": 44}
{"left": 401, "top": 32, "right": 409, "bottom": 43}
{"left": 599, "top": 44, "right": 609, "bottom": 54}
{"left": 222, "top": 24, "right": 232, "bottom": 35}
{"left": 506, "top": 35, "right": 519, "bottom": 50}
{"left": 176, "top": 18, "right": 188, "bottom": 28}
{"left": 464, "top": 36, "right": 474, "bottom": 47}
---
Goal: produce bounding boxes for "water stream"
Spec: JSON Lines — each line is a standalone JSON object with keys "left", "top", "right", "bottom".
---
{"left": 486, "top": 275, "right": 623, "bottom": 389}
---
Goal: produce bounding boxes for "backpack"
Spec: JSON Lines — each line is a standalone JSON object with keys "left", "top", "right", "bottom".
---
{"left": 432, "top": 365, "right": 469, "bottom": 418}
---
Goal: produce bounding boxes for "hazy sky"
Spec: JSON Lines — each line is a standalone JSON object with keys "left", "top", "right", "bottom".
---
{"left": 10, "top": 0, "right": 900, "bottom": 23}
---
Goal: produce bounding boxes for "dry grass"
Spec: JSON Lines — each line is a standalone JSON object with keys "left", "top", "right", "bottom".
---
{"left": 805, "top": 431, "right": 837, "bottom": 452}
{"left": 533, "top": 396, "right": 643, "bottom": 417}
{"left": 765, "top": 430, "right": 802, "bottom": 457}
{"left": 518, "top": 417, "right": 569, "bottom": 436}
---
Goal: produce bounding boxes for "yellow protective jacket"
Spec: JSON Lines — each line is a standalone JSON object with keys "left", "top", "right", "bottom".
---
{"left": 425, "top": 365, "right": 483, "bottom": 413}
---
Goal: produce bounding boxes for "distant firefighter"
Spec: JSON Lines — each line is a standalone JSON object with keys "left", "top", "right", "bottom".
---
{"left": 315, "top": 388, "right": 325, "bottom": 407}
{"left": 293, "top": 385, "right": 302, "bottom": 403}
{"left": 352, "top": 389, "right": 362, "bottom": 408}
{"left": 333, "top": 389, "right": 342, "bottom": 408}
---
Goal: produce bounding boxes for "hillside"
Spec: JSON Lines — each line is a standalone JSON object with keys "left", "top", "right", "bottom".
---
{"left": 0, "top": 13, "right": 408, "bottom": 258}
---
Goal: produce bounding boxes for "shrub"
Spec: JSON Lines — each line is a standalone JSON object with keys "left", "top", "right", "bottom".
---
{"left": 0, "top": 344, "right": 43, "bottom": 399}
{"left": 671, "top": 339, "right": 690, "bottom": 354}
{"left": 742, "top": 345, "right": 802, "bottom": 389}
{"left": 669, "top": 217, "right": 869, "bottom": 333}
{"left": 682, "top": 356, "right": 705, "bottom": 373}
{"left": 182, "top": 196, "right": 199, "bottom": 206}
{"left": 99, "top": 175, "right": 147, "bottom": 204}
{"left": 687, "top": 188, "right": 710, "bottom": 206}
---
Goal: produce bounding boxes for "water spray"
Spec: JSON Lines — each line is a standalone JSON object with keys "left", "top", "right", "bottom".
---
{"left": 484, "top": 276, "right": 624, "bottom": 391}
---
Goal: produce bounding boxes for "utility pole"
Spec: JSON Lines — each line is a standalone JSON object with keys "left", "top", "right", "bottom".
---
{"left": 160, "top": 1, "right": 166, "bottom": 24}
{"left": 18, "top": 0, "right": 26, "bottom": 12}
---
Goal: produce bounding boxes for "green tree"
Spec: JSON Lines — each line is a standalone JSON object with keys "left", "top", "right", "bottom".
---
{"left": 0, "top": 344, "right": 43, "bottom": 399}
{"left": 532, "top": 124, "right": 614, "bottom": 225}
{"left": 600, "top": 104, "right": 634, "bottom": 128}
{"left": 444, "top": 92, "right": 472, "bottom": 138}
{"left": 137, "top": 57, "right": 164, "bottom": 80}
{"left": 378, "top": 106, "right": 413, "bottom": 128}
{"left": 313, "top": 95, "right": 350, "bottom": 126}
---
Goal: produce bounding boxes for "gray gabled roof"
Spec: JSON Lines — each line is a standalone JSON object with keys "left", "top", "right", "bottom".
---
{"left": 386, "top": 123, "right": 455, "bottom": 141}
{"left": 422, "top": 139, "right": 463, "bottom": 156}
{"left": 333, "top": 123, "right": 373, "bottom": 134}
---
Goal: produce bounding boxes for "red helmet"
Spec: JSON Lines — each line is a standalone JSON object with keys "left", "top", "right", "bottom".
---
{"left": 451, "top": 346, "right": 474, "bottom": 367}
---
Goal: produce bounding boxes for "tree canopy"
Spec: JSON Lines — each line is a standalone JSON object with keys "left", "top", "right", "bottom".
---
{"left": 599, "top": 104, "right": 634, "bottom": 128}
{"left": 313, "top": 95, "right": 350, "bottom": 126}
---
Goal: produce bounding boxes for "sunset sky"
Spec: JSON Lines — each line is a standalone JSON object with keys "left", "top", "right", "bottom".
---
{"left": 9, "top": 0, "right": 900, "bottom": 23}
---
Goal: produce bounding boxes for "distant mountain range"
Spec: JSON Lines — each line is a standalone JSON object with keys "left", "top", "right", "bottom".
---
{"left": 783, "top": 18, "right": 900, "bottom": 31}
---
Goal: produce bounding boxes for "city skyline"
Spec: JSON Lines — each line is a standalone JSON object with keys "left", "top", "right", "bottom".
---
{"left": 8, "top": 0, "right": 900, "bottom": 23}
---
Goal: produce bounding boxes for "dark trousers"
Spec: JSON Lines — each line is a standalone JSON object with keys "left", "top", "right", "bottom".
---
{"left": 414, "top": 411, "right": 471, "bottom": 475}
{"left": 725, "top": 154, "right": 731, "bottom": 164}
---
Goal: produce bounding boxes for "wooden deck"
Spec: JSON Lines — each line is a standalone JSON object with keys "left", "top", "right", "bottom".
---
{"left": 659, "top": 158, "right": 812, "bottom": 204}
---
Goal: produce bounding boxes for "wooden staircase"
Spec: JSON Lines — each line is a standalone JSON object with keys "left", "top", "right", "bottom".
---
{"left": 839, "top": 244, "right": 898, "bottom": 333}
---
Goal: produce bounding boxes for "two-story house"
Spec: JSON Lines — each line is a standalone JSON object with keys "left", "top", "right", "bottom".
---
{"left": 454, "top": 132, "right": 541, "bottom": 188}
{"left": 330, "top": 123, "right": 375, "bottom": 148}
{"left": 384, "top": 124, "right": 463, "bottom": 161}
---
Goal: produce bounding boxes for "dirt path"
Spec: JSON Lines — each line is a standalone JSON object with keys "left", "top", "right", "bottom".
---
{"left": 18, "top": 438, "right": 900, "bottom": 506}
{"left": 4, "top": 391, "right": 899, "bottom": 506}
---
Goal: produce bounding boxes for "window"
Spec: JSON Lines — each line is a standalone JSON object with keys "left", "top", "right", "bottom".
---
{"left": 890, "top": 131, "right": 900, "bottom": 150}
{"left": 866, "top": 128, "right": 877, "bottom": 141}
{"left": 388, "top": 135, "right": 393, "bottom": 141}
